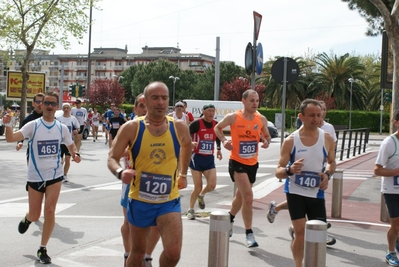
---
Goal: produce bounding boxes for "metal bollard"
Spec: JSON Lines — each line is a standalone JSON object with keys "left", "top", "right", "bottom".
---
{"left": 331, "top": 170, "right": 343, "bottom": 218}
{"left": 380, "top": 193, "right": 390, "bottom": 223}
{"left": 304, "top": 220, "right": 327, "bottom": 267}
{"left": 208, "top": 211, "right": 230, "bottom": 267}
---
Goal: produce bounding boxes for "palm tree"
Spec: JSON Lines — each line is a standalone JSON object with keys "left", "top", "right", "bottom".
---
{"left": 312, "top": 52, "right": 368, "bottom": 110}
{"left": 258, "top": 56, "right": 318, "bottom": 109}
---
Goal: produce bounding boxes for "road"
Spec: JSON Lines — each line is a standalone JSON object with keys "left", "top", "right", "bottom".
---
{"left": 0, "top": 133, "right": 391, "bottom": 267}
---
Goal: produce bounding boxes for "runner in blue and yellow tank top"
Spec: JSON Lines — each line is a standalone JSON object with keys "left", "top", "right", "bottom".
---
{"left": 108, "top": 82, "right": 192, "bottom": 267}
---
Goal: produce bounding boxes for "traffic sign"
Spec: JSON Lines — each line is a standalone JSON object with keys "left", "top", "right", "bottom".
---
{"left": 271, "top": 57, "right": 300, "bottom": 85}
{"left": 253, "top": 11, "right": 262, "bottom": 41}
{"left": 256, "top": 43, "right": 263, "bottom": 75}
{"left": 244, "top": 42, "right": 253, "bottom": 75}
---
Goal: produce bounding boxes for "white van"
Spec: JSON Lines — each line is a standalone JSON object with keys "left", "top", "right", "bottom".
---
{"left": 183, "top": 100, "right": 243, "bottom": 132}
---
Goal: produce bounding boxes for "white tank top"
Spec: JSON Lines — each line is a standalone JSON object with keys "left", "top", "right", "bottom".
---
{"left": 91, "top": 112, "right": 100, "bottom": 126}
{"left": 284, "top": 128, "right": 327, "bottom": 198}
{"left": 172, "top": 112, "right": 187, "bottom": 123}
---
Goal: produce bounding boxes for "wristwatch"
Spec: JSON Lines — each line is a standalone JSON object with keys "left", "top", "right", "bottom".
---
{"left": 115, "top": 168, "right": 124, "bottom": 180}
{"left": 285, "top": 165, "right": 293, "bottom": 176}
{"left": 324, "top": 171, "right": 332, "bottom": 181}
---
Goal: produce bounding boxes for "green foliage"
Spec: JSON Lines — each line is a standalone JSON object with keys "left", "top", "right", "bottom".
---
{"left": 257, "top": 107, "right": 391, "bottom": 132}
{"left": 0, "top": 0, "right": 98, "bottom": 122}
{"left": 341, "top": 0, "right": 394, "bottom": 36}
{"left": 120, "top": 60, "right": 246, "bottom": 105}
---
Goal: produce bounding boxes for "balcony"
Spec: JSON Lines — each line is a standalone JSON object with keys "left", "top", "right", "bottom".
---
{"left": 114, "top": 66, "right": 124, "bottom": 70}
{"left": 76, "top": 76, "right": 87, "bottom": 81}
{"left": 76, "top": 65, "right": 88, "bottom": 70}
{"left": 94, "top": 65, "right": 107, "bottom": 70}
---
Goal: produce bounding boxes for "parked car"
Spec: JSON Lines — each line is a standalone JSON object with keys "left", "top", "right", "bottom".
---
{"left": 267, "top": 121, "right": 278, "bottom": 138}
{"left": 55, "top": 110, "right": 89, "bottom": 140}
{"left": 0, "top": 118, "right": 4, "bottom": 136}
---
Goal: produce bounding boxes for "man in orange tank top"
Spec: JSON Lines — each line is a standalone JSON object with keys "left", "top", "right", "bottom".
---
{"left": 214, "top": 90, "right": 271, "bottom": 248}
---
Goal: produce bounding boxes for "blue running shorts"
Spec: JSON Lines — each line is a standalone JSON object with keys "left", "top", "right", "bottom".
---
{"left": 127, "top": 197, "right": 181, "bottom": 228}
{"left": 189, "top": 154, "right": 215, "bottom": 171}
{"left": 120, "top": 183, "right": 130, "bottom": 208}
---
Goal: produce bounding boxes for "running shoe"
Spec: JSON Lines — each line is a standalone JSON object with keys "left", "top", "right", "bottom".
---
{"left": 187, "top": 209, "right": 195, "bottom": 220}
{"left": 245, "top": 233, "right": 259, "bottom": 248}
{"left": 37, "top": 247, "right": 51, "bottom": 264}
{"left": 197, "top": 195, "right": 205, "bottom": 209}
{"left": 18, "top": 216, "right": 31, "bottom": 234}
{"left": 93, "top": 139, "right": 95, "bottom": 142}
{"left": 267, "top": 201, "right": 278, "bottom": 223}
{"left": 288, "top": 225, "right": 295, "bottom": 240}
{"left": 386, "top": 252, "right": 399, "bottom": 266}
{"left": 105, "top": 140, "right": 108, "bottom": 145}
{"left": 326, "top": 235, "right": 336, "bottom": 245}
{"left": 63, "top": 175, "right": 68, "bottom": 183}
{"left": 142, "top": 257, "right": 153, "bottom": 267}
{"left": 396, "top": 238, "right": 399, "bottom": 253}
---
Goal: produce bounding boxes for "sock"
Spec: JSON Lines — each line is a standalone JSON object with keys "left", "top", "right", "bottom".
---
{"left": 245, "top": 229, "right": 253, "bottom": 235}
{"left": 389, "top": 251, "right": 396, "bottom": 254}
{"left": 24, "top": 216, "right": 32, "bottom": 224}
{"left": 124, "top": 252, "right": 129, "bottom": 259}
{"left": 144, "top": 254, "right": 152, "bottom": 259}
{"left": 229, "top": 212, "right": 235, "bottom": 223}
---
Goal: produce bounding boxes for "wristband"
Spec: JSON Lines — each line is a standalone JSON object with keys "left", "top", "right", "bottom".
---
{"left": 179, "top": 173, "right": 187, "bottom": 177}
{"left": 75, "top": 152, "right": 80, "bottom": 157}
{"left": 217, "top": 147, "right": 221, "bottom": 150}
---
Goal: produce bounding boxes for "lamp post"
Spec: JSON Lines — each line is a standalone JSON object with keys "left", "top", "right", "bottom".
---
{"left": 169, "top": 76, "right": 180, "bottom": 105}
{"left": 348, "top": 78, "right": 354, "bottom": 130}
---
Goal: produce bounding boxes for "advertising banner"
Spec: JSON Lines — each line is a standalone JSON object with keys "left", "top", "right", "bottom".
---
{"left": 6, "top": 71, "right": 45, "bottom": 100}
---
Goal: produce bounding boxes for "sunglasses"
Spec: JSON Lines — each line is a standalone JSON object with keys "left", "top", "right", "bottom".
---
{"left": 34, "top": 100, "right": 43, "bottom": 104}
{"left": 176, "top": 105, "right": 184, "bottom": 108}
{"left": 43, "top": 101, "right": 58, "bottom": 107}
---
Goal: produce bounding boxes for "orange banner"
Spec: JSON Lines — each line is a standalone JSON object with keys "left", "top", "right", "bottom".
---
{"left": 7, "top": 71, "right": 45, "bottom": 99}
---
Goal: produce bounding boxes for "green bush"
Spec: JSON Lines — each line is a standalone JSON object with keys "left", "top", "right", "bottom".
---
{"left": 257, "top": 108, "right": 390, "bottom": 133}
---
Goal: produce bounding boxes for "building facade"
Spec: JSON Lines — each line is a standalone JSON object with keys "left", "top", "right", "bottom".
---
{"left": 0, "top": 46, "right": 215, "bottom": 93}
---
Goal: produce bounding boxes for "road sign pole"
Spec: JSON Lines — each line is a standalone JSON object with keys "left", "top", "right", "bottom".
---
{"left": 251, "top": 32, "right": 256, "bottom": 90}
{"left": 280, "top": 57, "right": 287, "bottom": 146}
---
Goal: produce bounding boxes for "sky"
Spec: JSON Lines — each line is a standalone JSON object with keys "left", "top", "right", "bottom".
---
{"left": 51, "top": 0, "right": 383, "bottom": 67}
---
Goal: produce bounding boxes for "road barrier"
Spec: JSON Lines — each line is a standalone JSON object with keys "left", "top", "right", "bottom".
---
{"left": 208, "top": 211, "right": 230, "bottom": 267}
{"left": 335, "top": 128, "right": 370, "bottom": 160}
{"left": 331, "top": 170, "right": 343, "bottom": 218}
{"left": 304, "top": 220, "right": 327, "bottom": 267}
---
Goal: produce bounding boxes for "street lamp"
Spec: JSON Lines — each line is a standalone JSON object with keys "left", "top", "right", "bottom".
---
{"left": 169, "top": 75, "right": 180, "bottom": 105}
{"left": 348, "top": 78, "right": 354, "bottom": 130}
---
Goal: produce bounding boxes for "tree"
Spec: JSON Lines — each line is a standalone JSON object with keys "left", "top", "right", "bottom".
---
{"left": 0, "top": 0, "right": 97, "bottom": 122}
{"left": 341, "top": 0, "right": 398, "bottom": 131}
{"left": 220, "top": 77, "right": 265, "bottom": 103}
{"left": 192, "top": 62, "right": 246, "bottom": 100}
{"left": 258, "top": 56, "right": 318, "bottom": 109}
{"left": 312, "top": 52, "right": 368, "bottom": 110}
{"left": 89, "top": 78, "right": 125, "bottom": 109}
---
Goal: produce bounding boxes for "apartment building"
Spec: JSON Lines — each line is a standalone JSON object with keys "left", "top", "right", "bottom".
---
{"left": 0, "top": 46, "right": 215, "bottom": 93}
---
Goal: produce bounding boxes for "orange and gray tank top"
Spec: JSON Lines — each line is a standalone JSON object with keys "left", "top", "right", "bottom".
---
{"left": 128, "top": 116, "right": 181, "bottom": 203}
{"left": 230, "top": 110, "right": 262, "bottom": 166}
